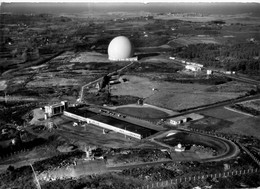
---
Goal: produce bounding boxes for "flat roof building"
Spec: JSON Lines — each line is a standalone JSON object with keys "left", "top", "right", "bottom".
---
{"left": 169, "top": 116, "right": 187, "bottom": 125}
{"left": 63, "top": 107, "right": 157, "bottom": 139}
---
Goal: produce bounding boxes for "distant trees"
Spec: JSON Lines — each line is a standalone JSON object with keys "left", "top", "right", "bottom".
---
{"left": 174, "top": 43, "right": 260, "bottom": 75}
{"left": 210, "top": 20, "right": 226, "bottom": 25}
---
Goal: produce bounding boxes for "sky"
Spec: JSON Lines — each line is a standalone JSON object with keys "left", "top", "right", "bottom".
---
{"left": 0, "top": 0, "right": 260, "bottom": 3}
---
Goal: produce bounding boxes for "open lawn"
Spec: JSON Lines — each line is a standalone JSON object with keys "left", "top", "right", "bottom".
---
{"left": 237, "top": 99, "right": 260, "bottom": 112}
{"left": 221, "top": 117, "right": 260, "bottom": 140}
{"left": 112, "top": 75, "right": 250, "bottom": 111}
{"left": 198, "top": 107, "right": 249, "bottom": 121}
{"left": 168, "top": 36, "right": 220, "bottom": 46}
{"left": 188, "top": 116, "right": 232, "bottom": 131}
{"left": 70, "top": 51, "right": 109, "bottom": 63}
{"left": 115, "top": 107, "right": 169, "bottom": 119}
{"left": 111, "top": 75, "right": 157, "bottom": 98}
{"left": 110, "top": 103, "right": 178, "bottom": 119}
{"left": 198, "top": 106, "right": 260, "bottom": 139}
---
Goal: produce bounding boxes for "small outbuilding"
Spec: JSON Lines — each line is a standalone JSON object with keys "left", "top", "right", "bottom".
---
{"left": 170, "top": 116, "right": 187, "bottom": 125}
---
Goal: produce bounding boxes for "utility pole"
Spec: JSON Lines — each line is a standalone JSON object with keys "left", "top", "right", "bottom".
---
{"left": 30, "top": 163, "right": 41, "bottom": 189}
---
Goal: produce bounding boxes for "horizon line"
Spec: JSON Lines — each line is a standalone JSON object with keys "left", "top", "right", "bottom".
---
{"left": 1, "top": 1, "right": 260, "bottom": 3}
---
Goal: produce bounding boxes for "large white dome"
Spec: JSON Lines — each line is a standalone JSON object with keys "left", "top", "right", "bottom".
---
{"left": 108, "top": 36, "right": 133, "bottom": 61}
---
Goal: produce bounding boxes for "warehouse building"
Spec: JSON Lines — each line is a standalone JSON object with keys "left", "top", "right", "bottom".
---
{"left": 63, "top": 107, "right": 157, "bottom": 139}
{"left": 169, "top": 113, "right": 204, "bottom": 126}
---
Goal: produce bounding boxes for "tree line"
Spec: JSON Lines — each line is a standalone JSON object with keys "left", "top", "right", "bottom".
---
{"left": 173, "top": 43, "right": 260, "bottom": 75}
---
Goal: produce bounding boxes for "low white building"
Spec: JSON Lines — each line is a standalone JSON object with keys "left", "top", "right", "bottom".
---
{"left": 44, "top": 101, "right": 68, "bottom": 119}
{"left": 170, "top": 116, "right": 187, "bottom": 125}
{"left": 207, "top": 70, "right": 213, "bottom": 75}
{"left": 185, "top": 65, "right": 201, "bottom": 72}
{"left": 109, "top": 56, "right": 138, "bottom": 62}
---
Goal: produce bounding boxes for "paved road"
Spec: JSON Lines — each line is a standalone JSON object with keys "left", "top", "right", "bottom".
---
{"left": 217, "top": 72, "right": 260, "bottom": 85}
{"left": 79, "top": 61, "right": 136, "bottom": 101}
{"left": 161, "top": 94, "right": 260, "bottom": 120}
{"left": 186, "top": 130, "right": 239, "bottom": 162}
{"left": 148, "top": 129, "right": 240, "bottom": 163}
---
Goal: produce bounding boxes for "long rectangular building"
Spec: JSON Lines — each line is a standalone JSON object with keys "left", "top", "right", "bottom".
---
{"left": 63, "top": 107, "right": 157, "bottom": 139}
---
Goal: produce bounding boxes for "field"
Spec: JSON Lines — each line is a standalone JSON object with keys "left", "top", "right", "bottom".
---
{"left": 112, "top": 75, "right": 252, "bottom": 111}
{"left": 115, "top": 107, "right": 168, "bottom": 119}
{"left": 168, "top": 36, "right": 220, "bottom": 47}
{"left": 155, "top": 13, "right": 260, "bottom": 24}
{"left": 70, "top": 51, "right": 110, "bottom": 63}
{"left": 198, "top": 107, "right": 260, "bottom": 139}
{"left": 229, "top": 99, "right": 260, "bottom": 116}
{"left": 198, "top": 107, "right": 249, "bottom": 121}
{"left": 221, "top": 117, "right": 260, "bottom": 140}
{"left": 187, "top": 116, "right": 232, "bottom": 131}
{"left": 241, "top": 99, "right": 260, "bottom": 111}
{"left": 111, "top": 104, "right": 178, "bottom": 119}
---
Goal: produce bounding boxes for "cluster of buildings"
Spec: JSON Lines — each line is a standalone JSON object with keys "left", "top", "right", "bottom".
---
{"left": 44, "top": 101, "right": 157, "bottom": 140}
{"left": 184, "top": 61, "right": 204, "bottom": 72}
{"left": 169, "top": 57, "right": 204, "bottom": 72}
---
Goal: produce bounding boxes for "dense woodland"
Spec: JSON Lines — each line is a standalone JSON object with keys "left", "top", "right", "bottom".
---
{"left": 174, "top": 43, "right": 260, "bottom": 75}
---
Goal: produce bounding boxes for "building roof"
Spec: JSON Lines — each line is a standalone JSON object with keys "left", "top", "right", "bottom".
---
{"left": 66, "top": 107, "right": 157, "bottom": 137}
{"left": 185, "top": 113, "right": 204, "bottom": 120}
{"left": 91, "top": 114, "right": 157, "bottom": 137}
{"left": 170, "top": 116, "right": 187, "bottom": 122}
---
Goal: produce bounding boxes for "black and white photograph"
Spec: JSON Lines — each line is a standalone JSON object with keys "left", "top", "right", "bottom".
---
{"left": 0, "top": 0, "right": 260, "bottom": 188}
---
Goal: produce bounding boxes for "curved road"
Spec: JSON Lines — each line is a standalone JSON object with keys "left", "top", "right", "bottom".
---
{"left": 149, "top": 129, "right": 240, "bottom": 163}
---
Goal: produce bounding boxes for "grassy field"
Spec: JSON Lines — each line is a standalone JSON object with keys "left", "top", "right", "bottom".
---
{"left": 111, "top": 75, "right": 158, "bottom": 98}
{"left": 198, "top": 107, "right": 260, "bottom": 139}
{"left": 188, "top": 116, "right": 232, "bottom": 131}
{"left": 112, "top": 75, "right": 252, "bottom": 111}
{"left": 221, "top": 117, "right": 260, "bottom": 140}
{"left": 198, "top": 107, "right": 248, "bottom": 121}
{"left": 168, "top": 36, "right": 220, "bottom": 46}
{"left": 237, "top": 99, "right": 260, "bottom": 112}
{"left": 115, "top": 107, "right": 169, "bottom": 119}
{"left": 70, "top": 51, "right": 110, "bottom": 63}
{"left": 154, "top": 13, "right": 260, "bottom": 24}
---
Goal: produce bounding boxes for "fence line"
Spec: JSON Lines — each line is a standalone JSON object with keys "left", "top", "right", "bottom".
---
{"left": 137, "top": 168, "right": 259, "bottom": 189}
{"left": 236, "top": 141, "right": 260, "bottom": 167}
{"left": 0, "top": 144, "right": 47, "bottom": 160}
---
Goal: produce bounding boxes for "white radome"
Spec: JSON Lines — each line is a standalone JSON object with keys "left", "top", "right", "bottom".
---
{"left": 108, "top": 36, "right": 133, "bottom": 61}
